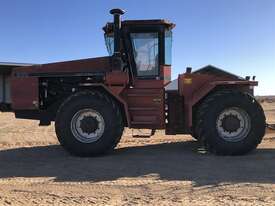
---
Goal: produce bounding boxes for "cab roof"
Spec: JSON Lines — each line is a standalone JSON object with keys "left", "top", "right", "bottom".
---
{"left": 103, "top": 19, "right": 175, "bottom": 33}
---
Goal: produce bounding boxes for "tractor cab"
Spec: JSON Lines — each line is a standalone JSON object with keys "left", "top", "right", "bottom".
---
{"left": 103, "top": 9, "right": 175, "bottom": 129}
{"left": 103, "top": 9, "right": 175, "bottom": 85}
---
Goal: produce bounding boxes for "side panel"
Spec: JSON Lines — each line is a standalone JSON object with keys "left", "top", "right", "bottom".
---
{"left": 11, "top": 77, "right": 39, "bottom": 110}
{"left": 165, "top": 91, "right": 185, "bottom": 134}
{"left": 123, "top": 80, "right": 165, "bottom": 129}
{"left": 124, "top": 88, "right": 165, "bottom": 129}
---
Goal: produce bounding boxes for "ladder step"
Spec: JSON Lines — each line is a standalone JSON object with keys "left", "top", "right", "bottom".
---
{"left": 131, "top": 121, "right": 154, "bottom": 125}
{"left": 129, "top": 107, "right": 158, "bottom": 111}
{"left": 127, "top": 93, "right": 159, "bottom": 97}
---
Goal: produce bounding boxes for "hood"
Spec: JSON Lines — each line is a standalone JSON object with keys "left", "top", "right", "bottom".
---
{"left": 13, "top": 56, "right": 111, "bottom": 77}
{"left": 165, "top": 65, "right": 244, "bottom": 91}
{"left": 193, "top": 65, "right": 243, "bottom": 80}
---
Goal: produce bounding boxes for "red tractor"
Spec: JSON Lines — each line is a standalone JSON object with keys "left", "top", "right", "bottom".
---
{"left": 1, "top": 9, "right": 266, "bottom": 156}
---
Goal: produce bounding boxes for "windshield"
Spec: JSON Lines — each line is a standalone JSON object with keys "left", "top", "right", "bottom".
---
{"left": 104, "top": 34, "right": 114, "bottom": 56}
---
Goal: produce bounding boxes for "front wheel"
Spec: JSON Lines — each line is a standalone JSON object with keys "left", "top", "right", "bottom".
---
{"left": 195, "top": 90, "right": 266, "bottom": 155}
{"left": 55, "top": 91, "right": 124, "bottom": 157}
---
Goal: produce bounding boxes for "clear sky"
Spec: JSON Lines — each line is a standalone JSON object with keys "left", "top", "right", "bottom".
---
{"left": 0, "top": 0, "right": 274, "bottom": 95}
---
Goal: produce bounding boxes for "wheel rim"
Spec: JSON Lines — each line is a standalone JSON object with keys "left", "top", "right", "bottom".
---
{"left": 70, "top": 109, "right": 105, "bottom": 143}
{"left": 216, "top": 107, "right": 251, "bottom": 142}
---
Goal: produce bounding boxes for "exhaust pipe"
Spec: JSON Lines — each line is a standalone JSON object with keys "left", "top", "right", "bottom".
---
{"left": 110, "top": 8, "right": 125, "bottom": 56}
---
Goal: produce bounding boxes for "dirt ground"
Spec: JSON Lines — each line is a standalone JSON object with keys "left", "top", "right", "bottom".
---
{"left": 0, "top": 101, "right": 274, "bottom": 206}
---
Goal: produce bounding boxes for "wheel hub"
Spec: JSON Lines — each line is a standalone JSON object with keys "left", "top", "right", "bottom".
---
{"left": 70, "top": 109, "right": 105, "bottom": 143}
{"left": 221, "top": 114, "right": 241, "bottom": 133}
{"left": 216, "top": 107, "right": 251, "bottom": 142}
{"left": 80, "top": 116, "right": 99, "bottom": 134}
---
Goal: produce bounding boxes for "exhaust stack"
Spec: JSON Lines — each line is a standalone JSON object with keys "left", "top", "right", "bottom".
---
{"left": 110, "top": 8, "right": 125, "bottom": 56}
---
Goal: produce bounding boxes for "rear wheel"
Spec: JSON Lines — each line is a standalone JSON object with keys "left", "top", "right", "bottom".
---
{"left": 55, "top": 90, "right": 124, "bottom": 156}
{"left": 195, "top": 90, "right": 266, "bottom": 155}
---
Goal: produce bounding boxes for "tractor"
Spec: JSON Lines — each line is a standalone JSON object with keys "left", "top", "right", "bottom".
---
{"left": 3, "top": 9, "right": 266, "bottom": 156}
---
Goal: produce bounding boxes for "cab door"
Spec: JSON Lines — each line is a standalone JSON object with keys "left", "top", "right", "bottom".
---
{"left": 124, "top": 31, "right": 166, "bottom": 129}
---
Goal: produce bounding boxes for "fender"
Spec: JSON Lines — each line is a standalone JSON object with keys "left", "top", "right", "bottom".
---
{"left": 178, "top": 67, "right": 258, "bottom": 129}
{"left": 79, "top": 83, "right": 131, "bottom": 127}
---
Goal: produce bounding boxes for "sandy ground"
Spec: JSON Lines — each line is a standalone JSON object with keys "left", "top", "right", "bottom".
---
{"left": 0, "top": 102, "right": 274, "bottom": 205}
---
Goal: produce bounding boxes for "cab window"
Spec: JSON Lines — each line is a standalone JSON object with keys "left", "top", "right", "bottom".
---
{"left": 104, "top": 33, "right": 114, "bottom": 56}
{"left": 130, "top": 33, "right": 159, "bottom": 77}
{"left": 165, "top": 30, "right": 172, "bottom": 65}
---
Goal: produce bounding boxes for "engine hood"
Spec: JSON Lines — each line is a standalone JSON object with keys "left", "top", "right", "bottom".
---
{"left": 12, "top": 56, "right": 111, "bottom": 77}
{"left": 193, "top": 65, "right": 244, "bottom": 80}
{"left": 165, "top": 65, "right": 246, "bottom": 91}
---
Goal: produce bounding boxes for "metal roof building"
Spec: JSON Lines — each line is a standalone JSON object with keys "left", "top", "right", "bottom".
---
{"left": 0, "top": 62, "right": 33, "bottom": 73}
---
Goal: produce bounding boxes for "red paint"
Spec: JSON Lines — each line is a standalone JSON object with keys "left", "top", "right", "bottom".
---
{"left": 105, "top": 71, "right": 129, "bottom": 86}
{"left": 11, "top": 77, "right": 39, "bottom": 110}
{"left": 123, "top": 87, "right": 165, "bottom": 129}
{"left": 12, "top": 57, "right": 111, "bottom": 75}
{"left": 10, "top": 57, "right": 111, "bottom": 110}
{"left": 160, "top": 65, "right": 171, "bottom": 84}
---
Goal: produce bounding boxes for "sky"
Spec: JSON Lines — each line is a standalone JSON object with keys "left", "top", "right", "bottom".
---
{"left": 0, "top": 0, "right": 274, "bottom": 95}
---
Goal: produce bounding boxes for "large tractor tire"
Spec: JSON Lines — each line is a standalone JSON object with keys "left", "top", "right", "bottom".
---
{"left": 55, "top": 90, "right": 124, "bottom": 157}
{"left": 195, "top": 90, "right": 266, "bottom": 155}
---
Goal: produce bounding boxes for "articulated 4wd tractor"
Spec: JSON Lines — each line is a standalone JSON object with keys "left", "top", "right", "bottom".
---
{"left": 2, "top": 9, "right": 266, "bottom": 156}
